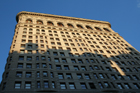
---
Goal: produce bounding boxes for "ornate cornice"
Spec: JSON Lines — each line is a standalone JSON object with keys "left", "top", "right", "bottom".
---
{"left": 16, "top": 11, "right": 111, "bottom": 27}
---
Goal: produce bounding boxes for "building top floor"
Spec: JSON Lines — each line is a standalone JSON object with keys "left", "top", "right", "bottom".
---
{"left": 16, "top": 11, "right": 111, "bottom": 31}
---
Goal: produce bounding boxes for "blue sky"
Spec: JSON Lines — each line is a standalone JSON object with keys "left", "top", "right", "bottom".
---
{"left": 0, "top": 0, "right": 140, "bottom": 82}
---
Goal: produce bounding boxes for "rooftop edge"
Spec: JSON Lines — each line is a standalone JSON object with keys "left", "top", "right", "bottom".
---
{"left": 16, "top": 11, "right": 111, "bottom": 27}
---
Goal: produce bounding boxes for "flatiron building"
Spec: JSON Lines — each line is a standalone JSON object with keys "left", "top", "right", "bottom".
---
{"left": 0, "top": 11, "right": 140, "bottom": 93}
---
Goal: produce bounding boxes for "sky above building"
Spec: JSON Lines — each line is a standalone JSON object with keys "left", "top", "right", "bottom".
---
{"left": 0, "top": 0, "right": 140, "bottom": 82}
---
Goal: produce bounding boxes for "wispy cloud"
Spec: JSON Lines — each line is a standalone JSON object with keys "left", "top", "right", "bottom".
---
{"left": 137, "top": 0, "right": 140, "bottom": 8}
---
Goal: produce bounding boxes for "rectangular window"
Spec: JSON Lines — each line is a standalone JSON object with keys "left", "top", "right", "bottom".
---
{"left": 15, "top": 82, "right": 21, "bottom": 89}
{"left": 41, "top": 56, "right": 46, "bottom": 61}
{"left": 36, "top": 63, "right": 39, "bottom": 68}
{"left": 19, "top": 56, "right": 24, "bottom": 60}
{"left": 16, "top": 72, "right": 22, "bottom": 77}
{"left": 89, "top": 83, "right": 96, "bottom": 89}
{"left": 62, "top": 58, "right": 67, "bottom": 63}
{"left": 60, "top": 83, "right": 66, "bottom": 89}
{"left": 44, "top": 81, "right": 49, "bottom": 88}
{"left": 58, "top": 73, "right": 63, "bottom": 79}
{"left": 37, "top": 72, "right": 40, "bottom": 78}
{"left": 51, "top": 72, "right": 54, "bottom": 78}
{"left": 104, "top": 82, "right": 110, "bottom": 88}
{"left": 66, "top": 74, "right": 72, "bottom": 79}
{"left": 81, "top": 83, "right": 87, "bottom": 89}
{"left": 43, "top": 71, "right": 47, "bottom": 77}
{"left": 27, "top": 56, "right": 32, "bottom": 61}
{"left": 99, "top": 73, "right": 104, "bottom": 79}
{"left": 93, "top": 73, "right": 98, "bottom": 79}
{"left": 81, "top": 66, "right": 86, "bottom": 71}
{"left": 52, "top": 82, "right": 55, "bottom": 88}
{"left": 71, "top": 59, "right": 76, "bottom": 63}
{"left": 124, "top": 83, "right": 131, "bottom": 89}
{"left": 117, "top": 83, "right": 123, "bottom": 89}
{"left": 98, "top": 82, "right": 104, "bottom": 89}
{"left": 69, "top": 83, "right": 75, "bottom": 89}
{"left": 77, "top": 74, "right": 82, "bottom": 79}
{"left": 25, "top": 82, "right": 31, "bottom": 89}
{"left": 85, "top": 74, "right": 90, "bottom": 79}
{"left": 133, "top": 83, "right": 140, "bottom": 89}
{"left": 26, "top": 64, "right": 32, "bottom": 68}
{"left": 64, "top": 65, "right": 69, "bottom": 70}
{"left": 53, "top": 52, "right": 58, "bottom": 56}
{"left": 78, "top": 59, "right": 83, "bottom": 64}
{"left": 17, "top": 63, "right": 23, "bottom": 68}
{"left": 37, "top": 81, "right": 41, "bottom": 88}
{"left": 74, "top": 66, "right": 79, "bottom": 71}
{"left": 54, "top": 58, "right": 59, "bottom": 63}
{"left": 60, "top": 52, "right": 65, "bottom": 56}
{"left": 42, "top": 63, "right": 47, "bottom": 68}
{"left": 26, "top": 72, "right": 31, "bottom": 78}
{"left": 56, "top": 65, "right": 61, "bottom": 70}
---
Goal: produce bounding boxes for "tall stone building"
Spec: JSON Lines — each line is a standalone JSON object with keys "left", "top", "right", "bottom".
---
{"left": 0, "top": 11, "right": 140, "bottom": 93}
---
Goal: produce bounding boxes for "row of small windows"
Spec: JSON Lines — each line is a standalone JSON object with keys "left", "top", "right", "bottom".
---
{"left": 7, "top": 69, "right": 140, "bottom": 81}
{"left": 7, "top": 57, "right": 140, "bottom": 73}
{"left": 26, "top": 19, "right": 111, "bottom": 32}
{"left": 2, "top": 81, "right": 140, "bottom": 90}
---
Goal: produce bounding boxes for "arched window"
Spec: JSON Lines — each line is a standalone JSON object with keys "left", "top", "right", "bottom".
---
{"left": 86, "top": 26, "right": 93, "bottom": 30}
{"left": 77, "top": 25, "right": 83, "bottom": 29}
{"left": 47, "top": 21, "right": 54, "bottom": 26}
{"left": 95, "top": 27, "right": 102, "bottom": 31}
{"left": 67, "top": 24, "right": 74, "bottom": 28}
{"left": 57, "top": 22, "right": 64, "bottom": 27}
{"left": 103, "top": 28, "right": 110, "bottom": 32}
{"left": 26, "top": 19, "right": 32, "bottom": 23}
{"left": 37, "top": 20, "right": 43, "bottom": 24}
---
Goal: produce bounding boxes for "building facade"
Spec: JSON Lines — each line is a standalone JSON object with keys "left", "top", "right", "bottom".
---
{"left": 0, "top": 11, "right": 140, "bottom": 93}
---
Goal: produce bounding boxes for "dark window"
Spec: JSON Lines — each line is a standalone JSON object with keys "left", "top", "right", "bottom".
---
{"left": 64, "top": 65, "right": 69, "bottom": 70}
{"left": 74, "top": 66, "right": 79, "bottom": 71}
{"left": 117, "top": 83, "right": 124, "bottom": 89}
{"left": 71, "top": 59, "right": 76, "bottom": 63}
{"left": 77, "top": 74, "right": 83, "bottom": 79}
{"left": 58, "top": 73, "right": 63, "bottom": 79}
{"left": 36, "top": 63, "right": 39, "bottom": 68}
{"left": 62, "top": 58, "right": 67, "bottom": 63}
{"left": 37, "top": 81, "right": 41, "bottom": 88}
{"left": 60, "top": 83, "right": 66, "bottom": 89}
{"left": 19, "top": 56, "right": 24, "bottom": 60}
{"left": 89, "top": 83, "right": 96, "bottom": 89}
{"left": 69, "top": 83, "right": 75, "bottom": 89}
{"left": 25, "top": 82, "right": 31, "bottom": 89}
{"left": 104, "top": 82, "right": 111, "bottom": 88}
{"left": 52, "top": 82, "right": 55, "bottom": 88}
{"left": 98, "top": 82, "right": 104, "bottom": 89}
{"left": 27, "top": 56, "right": 32, "bottom": 61}
{"left": 16, "top": 72, "right": 22, "bottom": 77}
{"left": 85, "top": 74, "right": 90, "bottom": 79}
{"left": 26, "top": 72, "right": 31, "bottom": 78}
{"left": 66, "top": 74, "right": 72, "bottom": 79}
{"left": 44, "top": 81, "right": 49, "bottom": 88}
{"left": 60, "top": 52, "right": 65, "bottom": 56}
{"left": 17, "top": 63, "right": 23, "bottom": 68}
{"left": 26, "top": 64, "right": 32, "bottom": 68}
{"left": 54, "top": 58, "right": 59, "bottom": 63}
{"left": 81, "top": 83, "right": 87, "bottom": 89}
{"left": 15, "top": 82, "right": 21, "bottom": 89}
{"left": 56, "top": 65, "right": 61, "bottom": 70}
{"left": 41, "top": 56, "right": 46, "bottom": 61}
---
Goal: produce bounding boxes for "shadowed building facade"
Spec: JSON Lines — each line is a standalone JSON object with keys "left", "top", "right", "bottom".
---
{"left": 0, "top": 11, "right": 140, "bottom": 93}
